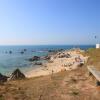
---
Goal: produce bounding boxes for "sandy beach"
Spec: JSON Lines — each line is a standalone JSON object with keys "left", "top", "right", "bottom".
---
{"left": 26, "top": 49, "right": 88, "bottom": 78}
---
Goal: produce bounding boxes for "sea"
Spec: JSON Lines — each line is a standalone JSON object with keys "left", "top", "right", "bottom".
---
{"left": 0, "top": 45, "right": 95, "bottom": 75}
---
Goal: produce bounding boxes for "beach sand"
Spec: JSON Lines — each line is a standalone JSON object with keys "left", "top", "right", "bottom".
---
{"left": 26, "top": 49, "right": 88, "bottom": 78}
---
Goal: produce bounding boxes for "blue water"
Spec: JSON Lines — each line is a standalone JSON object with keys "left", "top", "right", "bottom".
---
{"left": 0, "top": 45, "right": 95, "bottom": 75}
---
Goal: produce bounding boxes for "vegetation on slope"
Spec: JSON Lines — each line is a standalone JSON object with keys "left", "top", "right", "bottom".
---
{"left": 84, "top": 48, "right": 100, "bottom": 70}
{"left": 0, "top": 48, "right": 100, "bottom": 100}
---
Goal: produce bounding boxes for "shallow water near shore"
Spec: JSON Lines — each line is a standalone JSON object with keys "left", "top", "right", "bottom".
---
{"left": 0, "top": 45, "right": 95, "bottom": 75}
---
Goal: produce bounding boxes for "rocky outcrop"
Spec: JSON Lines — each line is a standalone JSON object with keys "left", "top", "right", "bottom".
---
{"left": 77, "top": 62, "right": 84, "bottom": 67}
{"left": 20, "top": 51, "right": 24, "bottom": 54}
{"left": 0, "top": 73, "right": 8, "bottom": 83}
{"left": 43, "top": 56, "right": 51, "bottom": 60}
{"left": 48, "top": 49, "right": 64, "bottom": 53}
{"left": 34, "top": 62, "right": 42, "bottom": 65}
{"left": 8, "top": 69, "right": 26, "bottom": 81}
{"left": 9, "top": 51, "right": 12, "bottom": 54}
{"left": 58, "top": 53, "right": 71, "bottom": 58}
{"left": 29, "top": 56, "right": 40, "bottom": 61}
{"left": 23, "top": 49, "right": 27, "bottom": 52}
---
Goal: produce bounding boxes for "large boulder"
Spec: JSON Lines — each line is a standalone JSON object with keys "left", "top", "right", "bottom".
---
{"left": 9, "top": 69, "right": 26, "bottom": 81}
{"left": 0, "top": 73, "right": 8, "bottom": 83}
{"left": 9, "top": 51, "right": 12, "bottom": 54}
{"left": 20, "top": 51, "right": 24, "bottom": 54}
{"left": 29, "top": 56, "right": 40, "bottom": 61}
{"left": 34, "top": 62, "right": 42, "bottom": 65}
{"left": 43, "top": 56, "right": 51, "bottom": 60}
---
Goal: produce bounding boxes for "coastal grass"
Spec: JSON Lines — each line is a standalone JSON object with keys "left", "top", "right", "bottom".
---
{"left": 0, "top": 67, "right": 99, "bottom": 100}
{"left": 84, "top": 48, "right": 100, "bottom": 70}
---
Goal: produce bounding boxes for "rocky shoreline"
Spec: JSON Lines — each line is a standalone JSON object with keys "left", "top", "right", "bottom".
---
{"left": 0, "top": 48, "right": 88, "bottom": 83}
{"left": 26, "top": 48, "right": 88, "bottom": 78}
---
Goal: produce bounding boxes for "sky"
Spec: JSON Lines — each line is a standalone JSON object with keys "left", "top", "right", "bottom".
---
{"left": 0, "top": 0, "right": 100, "bottom": 45}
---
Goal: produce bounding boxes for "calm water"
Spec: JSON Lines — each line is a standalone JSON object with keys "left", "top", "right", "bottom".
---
{"left": 0, "top": 45, "right": 95, "bottom": 75}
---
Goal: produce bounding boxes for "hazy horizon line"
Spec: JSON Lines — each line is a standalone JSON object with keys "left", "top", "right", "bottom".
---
{"left": 0, "top": 44, "right": 95, "bottom": 46}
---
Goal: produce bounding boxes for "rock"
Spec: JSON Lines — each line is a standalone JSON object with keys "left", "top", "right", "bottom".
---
{"left": 78, "top": 62, "right": 84, "bottom": 67}
{"left": 96, "top": 81, "right": 100, "bottom": 86}
{"left": 20, "top": 51, "right": 24, "bottom": 54}
{"left": 34, "top": 62, "right": 42, "bottom": 65}
{"left": 29, "top": 56, "right": 40, "bottom": 61}
{"left": 66, "top": 53, "right": 71, "bottom": 58}
{"left": 58, "top": 53, "right": 71, "bottom": 58}
{"left": 48, "top": 50, "right": 55, "bottom": 52}
{"left": 23, "top": 49, "right": 27, "bottom": 52}
{"left": 0, "top": 73, "right": 8, "bottom": 83}
{"left": 8, "top": 69, "right": 26, "bottom": 81}
{"left": 48, "top": 49, "right": 63, "bottom": 53}
{"left": 48, "top": 60, "right": 54, "bottom": 63}
{"left": 9, "top": 51, "right": 12, "bottom": 54}
{"left": 43, "top": 56, "right": 51, "bottom": 60}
